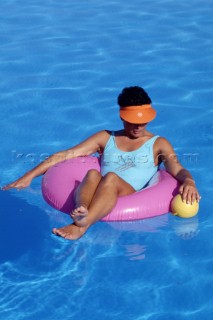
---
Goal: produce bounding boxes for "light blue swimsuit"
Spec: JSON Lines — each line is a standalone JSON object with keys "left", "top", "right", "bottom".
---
{"left": 101, "top": 132, "right": 159, "bottom": 191}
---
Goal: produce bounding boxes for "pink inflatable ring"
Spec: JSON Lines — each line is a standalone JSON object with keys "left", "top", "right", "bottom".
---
{"left": 42, "top": 156, "right": 180, "bottom": 221}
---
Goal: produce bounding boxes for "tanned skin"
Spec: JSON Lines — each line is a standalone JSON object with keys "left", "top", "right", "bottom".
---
{"left": 2, "top": 121, "right": 200, "bottom": 240}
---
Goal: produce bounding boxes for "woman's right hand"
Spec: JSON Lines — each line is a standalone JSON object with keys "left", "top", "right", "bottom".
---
{"left": 2, "top": 175, "right": 33, "bottom": 191}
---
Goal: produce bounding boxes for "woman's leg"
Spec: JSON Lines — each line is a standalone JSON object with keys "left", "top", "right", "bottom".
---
{"left": 52, "top": 169, "right": 101, "bottom": 239}
{"left": 52, "top": 172, "right": 135, "bottom": 240}
{"left": 70, "top": 169, "right": 102, "bottom": 222}
{"left": 76, "top": 172, "right": 135, "bottom": 226}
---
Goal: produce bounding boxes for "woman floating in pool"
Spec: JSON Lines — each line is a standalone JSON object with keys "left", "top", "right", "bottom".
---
{"left": 3, "top": 86, "right": 200, "bottom": 240}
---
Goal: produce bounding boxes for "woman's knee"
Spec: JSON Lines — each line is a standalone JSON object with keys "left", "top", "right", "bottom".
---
{"left": 102, "top": 172, "right": 135, "bottom": 195}
{"left": 86, "top": 169, "right": 101, "bottom": 180}
{"left": 103, "top": 172, "right": 120, "bottom": 185}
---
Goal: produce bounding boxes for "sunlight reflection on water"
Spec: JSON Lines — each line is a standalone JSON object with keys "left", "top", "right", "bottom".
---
{"left": 0, "top": 0, "right": 213, "bottom": 319}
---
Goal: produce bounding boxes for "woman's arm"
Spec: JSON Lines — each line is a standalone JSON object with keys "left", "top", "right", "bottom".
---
{"left": 155, "top": 137, "right": 201, "bottom": 204}
{"left": 2, "top": 130, "right": 110, "bottom": 190}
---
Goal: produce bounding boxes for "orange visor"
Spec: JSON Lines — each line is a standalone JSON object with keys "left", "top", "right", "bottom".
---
{"left": 119, "top": 104, "right": 156, "bottom": 124}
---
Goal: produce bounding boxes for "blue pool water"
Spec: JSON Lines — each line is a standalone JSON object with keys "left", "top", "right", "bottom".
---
{"left": 0, "top": 0, "right": 213, "bottom": 319}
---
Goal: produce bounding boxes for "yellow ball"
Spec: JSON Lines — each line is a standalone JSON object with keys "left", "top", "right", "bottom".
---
{"left": 171, "top": 194, "right": 199, "bottom": 218}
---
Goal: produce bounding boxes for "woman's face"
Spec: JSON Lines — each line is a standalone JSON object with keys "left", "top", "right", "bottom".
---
{"left": 122, "top": 120, "right": 147, "bottom": 138}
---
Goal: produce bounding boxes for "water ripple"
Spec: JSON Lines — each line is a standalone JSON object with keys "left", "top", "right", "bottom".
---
{"left": 0, "top": 0, "right": 213, "bottom": 319}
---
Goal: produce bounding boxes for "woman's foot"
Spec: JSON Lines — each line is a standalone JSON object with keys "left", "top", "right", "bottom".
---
{"left": 70, "top": 205, "right": 89, "bottom": 227}
{"left": 52, "top": 223, "right": 87, "bottom": 240}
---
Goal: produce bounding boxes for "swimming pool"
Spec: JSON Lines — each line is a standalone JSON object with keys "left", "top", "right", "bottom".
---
{"left": 0, "top": 0, "right": 212, "bottom": 319}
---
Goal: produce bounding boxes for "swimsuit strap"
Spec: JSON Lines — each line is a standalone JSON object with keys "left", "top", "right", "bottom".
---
{"left": 111, "top": 131, "right": 116, "bottom": 143}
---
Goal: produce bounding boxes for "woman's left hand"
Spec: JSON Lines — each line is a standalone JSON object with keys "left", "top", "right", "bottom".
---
{"left": 179, "top": 179, "right": 201, "bottom": 204}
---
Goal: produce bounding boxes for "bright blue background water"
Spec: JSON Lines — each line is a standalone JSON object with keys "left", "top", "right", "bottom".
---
{"left": 0, "top": 0, "right": 213, "bottom": 319}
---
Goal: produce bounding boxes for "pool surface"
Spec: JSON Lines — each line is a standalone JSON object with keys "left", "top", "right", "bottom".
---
{"left": 0, "top": 0, "right": 213, "bottom": 319}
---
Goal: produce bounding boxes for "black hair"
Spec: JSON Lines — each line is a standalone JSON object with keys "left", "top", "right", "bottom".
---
{"left": 117, "top": 86, "right": 152, "bottom": 107}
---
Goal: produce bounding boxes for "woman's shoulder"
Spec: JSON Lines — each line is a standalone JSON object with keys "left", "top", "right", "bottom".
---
{"left": 155, "top": 136, "right": 171, "bottom": 144}
{"left": 91, "top": 130, "right": 112, "bottom": 148}
{"left": 154, "top": 136, "right": 175, "bottom": 152}
{"left": 92, "top": 130, "right": 111, "bottom": 138}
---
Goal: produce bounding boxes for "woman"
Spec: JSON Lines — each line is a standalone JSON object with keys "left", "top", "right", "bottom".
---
{"left": 2, "top": 86, "right": 200, "bottom": 240}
